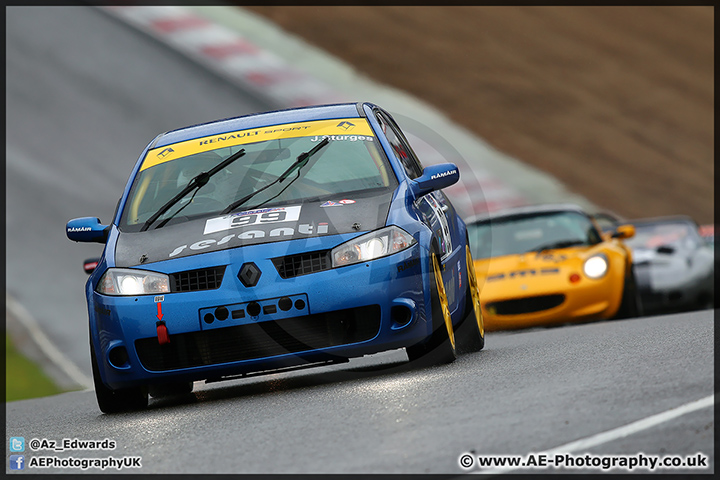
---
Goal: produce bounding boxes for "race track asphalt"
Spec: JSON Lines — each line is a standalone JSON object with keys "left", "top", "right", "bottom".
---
{"left": 6, "top": 311, "right": 714, "bottom": 474}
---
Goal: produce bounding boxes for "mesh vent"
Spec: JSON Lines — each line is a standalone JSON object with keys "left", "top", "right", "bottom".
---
{"left": 135, "top": 305, "right": 382, "bottom": 371}
{"left": 272, "top": 251, "right": 331, "bottom": 279}
{"left": 486, "top": 294, "right": 565, "bottom": 315}
{"left": 170, "top": 266, "right": 226, "bottom": 292}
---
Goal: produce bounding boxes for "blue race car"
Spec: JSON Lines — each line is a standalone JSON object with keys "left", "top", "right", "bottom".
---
{"left": 66, "top": 102, "right": 484, "bottom": 413}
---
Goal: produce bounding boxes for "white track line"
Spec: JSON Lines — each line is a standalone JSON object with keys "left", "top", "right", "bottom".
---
{"left": 6, "top": 295, "right": 93, "bottom": 390}
{"left": 473, "top": 394, "right": 715, "bottom": 474}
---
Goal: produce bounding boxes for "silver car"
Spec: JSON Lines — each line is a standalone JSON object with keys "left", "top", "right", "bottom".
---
{"left": 624, "top": 216, "right": 714, "bottom": 314}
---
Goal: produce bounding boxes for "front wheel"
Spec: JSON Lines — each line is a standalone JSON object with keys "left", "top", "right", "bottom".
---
{"left": 90, "top": 340, "right": 148, "bottom": 414}
{"left": 406, "top": 250, "right": 457, "bottom": 366}
{"left": 455, "top": 244, "right": 485, "bottom": 353}
{"left": 615, "top": 266, "right": 643, "bottom": 319}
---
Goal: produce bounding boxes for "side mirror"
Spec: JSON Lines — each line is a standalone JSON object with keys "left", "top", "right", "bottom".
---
{"left": 83, "top": 258, "right": 100, "bottom": 275}
{"left": 592, "top": 212, "right": 622, "bottom": 233}
{"left": 409, "top": 163, "right": 459, "bottom": 198}
{"left": 612, "top": 224, "right": 635, "bottom": 240}
{"left": 66, "top": 217, "right": 109, "bottom": 244}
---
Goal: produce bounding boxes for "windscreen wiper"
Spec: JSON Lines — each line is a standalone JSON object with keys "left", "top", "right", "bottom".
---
{"left": 221, "top": 137, "right": 329, "bottom": 215}
{"left": 140, "top": 149, "right": 246, "bottom": 232}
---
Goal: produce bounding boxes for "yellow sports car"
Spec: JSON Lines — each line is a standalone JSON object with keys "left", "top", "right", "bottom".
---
{"left": 467, "top": 204, "right": 638, "bottom": 331}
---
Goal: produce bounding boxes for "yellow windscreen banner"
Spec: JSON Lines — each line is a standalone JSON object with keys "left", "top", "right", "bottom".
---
{"left": 141, "top": 118, "right": 374, "bottom": 171}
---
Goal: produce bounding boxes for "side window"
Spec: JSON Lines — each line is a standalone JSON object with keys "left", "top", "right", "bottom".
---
{"left": 684, "top": 225, "right": 701, "bottom": 250}
{"left": 375, "top": 111, "right": 424, "bottom": 179}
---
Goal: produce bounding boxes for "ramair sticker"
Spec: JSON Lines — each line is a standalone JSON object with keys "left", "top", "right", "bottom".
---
{"left": 397, "top": 257, "right": 420, "bottom": 273}
{"left": 204, "top": 206, "right": 302, "bottom": 235}
{"left": 430, "top": 169, "right": 457, "bottom": 180}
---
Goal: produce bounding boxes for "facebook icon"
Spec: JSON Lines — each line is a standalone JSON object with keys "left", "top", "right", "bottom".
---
{"left": 9, "top": 455, "right": 25, "bottom": 470}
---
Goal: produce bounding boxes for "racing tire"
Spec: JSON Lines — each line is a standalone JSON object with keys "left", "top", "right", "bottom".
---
{"left": 695, "top": 292, "right": 714, "bottom": 311}
{"left": 149, "top": 382, "right": 194, "bottom": 398}
{"left": 406, "top": 249, "right": 457, "bottom": 366}
{"left": 455, "top": 244, "right": 485, "bottom": 354}
{"left": 90, "top": 341, "right": 148, "bottom": 414}
{"left": 615, "top": 266, "right": 643, "bottom": 319}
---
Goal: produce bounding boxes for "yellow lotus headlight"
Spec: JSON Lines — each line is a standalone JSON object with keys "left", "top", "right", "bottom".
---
{"left": 583, "top": 254, "right": 608, "bottom": 279}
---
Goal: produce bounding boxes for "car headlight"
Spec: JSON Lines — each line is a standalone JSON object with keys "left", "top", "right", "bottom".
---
{"left": 96, "top": 268, "right": 170, "bottom": 296}
{"left": 583, "top": 254, "right": 608, "bottom": 279}
{"left": 332, "top": 226, "right": 416, "bottom": 267}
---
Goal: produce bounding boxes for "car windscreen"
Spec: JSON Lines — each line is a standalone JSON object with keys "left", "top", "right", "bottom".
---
{"left": 624, "top": 222, "right": 698, "bottom": 251}
{"left": 467, "top": 211, "right": 602, "bottom": 259}
{"left": 119, "top": 118, "right": 397, "bottom": 231}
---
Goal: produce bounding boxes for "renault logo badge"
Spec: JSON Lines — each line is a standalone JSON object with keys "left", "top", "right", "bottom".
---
{"left": 238, "top": 263, "right": 261, "bottom": 287}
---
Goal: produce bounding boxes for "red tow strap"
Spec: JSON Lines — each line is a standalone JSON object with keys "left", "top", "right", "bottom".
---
{"left": 156, "top": 321, "right": 170, "bottom": 345}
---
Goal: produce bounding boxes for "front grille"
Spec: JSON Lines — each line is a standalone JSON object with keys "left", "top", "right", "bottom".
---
{"left": 272, "top": 251, "right": 331, "bottom": 279}
{"left": 170, "top": 266, "right": 226, "bottom": 292}
{"left": 135, "top": 305, "right": 381, "bottom": 371}
{"left": 486, "top": 294, "right": 565, "bottom": 316}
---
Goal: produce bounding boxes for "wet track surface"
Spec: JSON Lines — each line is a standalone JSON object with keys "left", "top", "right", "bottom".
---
{"left": 6, "top": 312, "right": 714, "bottom": 474}
{"left": 5, "top": 6, "right": 714, "bottom": 475}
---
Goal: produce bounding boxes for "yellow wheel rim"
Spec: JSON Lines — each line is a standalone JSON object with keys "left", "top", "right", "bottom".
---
{"left": 432, "top": 252, "right": 455, "bottom": 350}
{"left": 466, "top": 245, "right": 484, "bottom": 338}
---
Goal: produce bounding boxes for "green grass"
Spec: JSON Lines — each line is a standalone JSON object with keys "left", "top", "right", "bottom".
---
{"left": 6, "top": 334, "right": 66, "bottom": 402}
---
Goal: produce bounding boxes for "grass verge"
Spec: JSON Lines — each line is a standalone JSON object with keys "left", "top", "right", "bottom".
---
{"left": 6, "top": 334, "right": 66, "bottom": 402}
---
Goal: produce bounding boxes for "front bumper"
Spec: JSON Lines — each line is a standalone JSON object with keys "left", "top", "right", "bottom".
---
{"left": 480, "top": 273, "right": 623, "bottom": 331}
{"left": 635, "top": 263, "right": 712, "bottom": 314}
{"left": 89, "top": 240, "right": 432, "bottom": 389}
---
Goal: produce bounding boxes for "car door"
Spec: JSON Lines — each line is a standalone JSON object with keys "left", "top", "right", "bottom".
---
{"left": 373, "top": 108, "right": 463, "bottom": 308}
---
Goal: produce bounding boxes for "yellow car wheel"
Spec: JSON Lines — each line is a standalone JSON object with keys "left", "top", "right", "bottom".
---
{"left": 433, "top": 250, "right": 456, "bottom": 351}
{"left": 456, "top": 244, "right": 485, "bottom": 353}
{"left": 406, "top": 249, "right": 457, "bottom": 365}
{"left": 615, "top": 265, "right": 642, "bottom": 319}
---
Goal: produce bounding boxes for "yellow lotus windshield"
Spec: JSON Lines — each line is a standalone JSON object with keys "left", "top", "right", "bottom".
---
{"left": 468, "top": 211, "right": 602, "bottom": 259}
